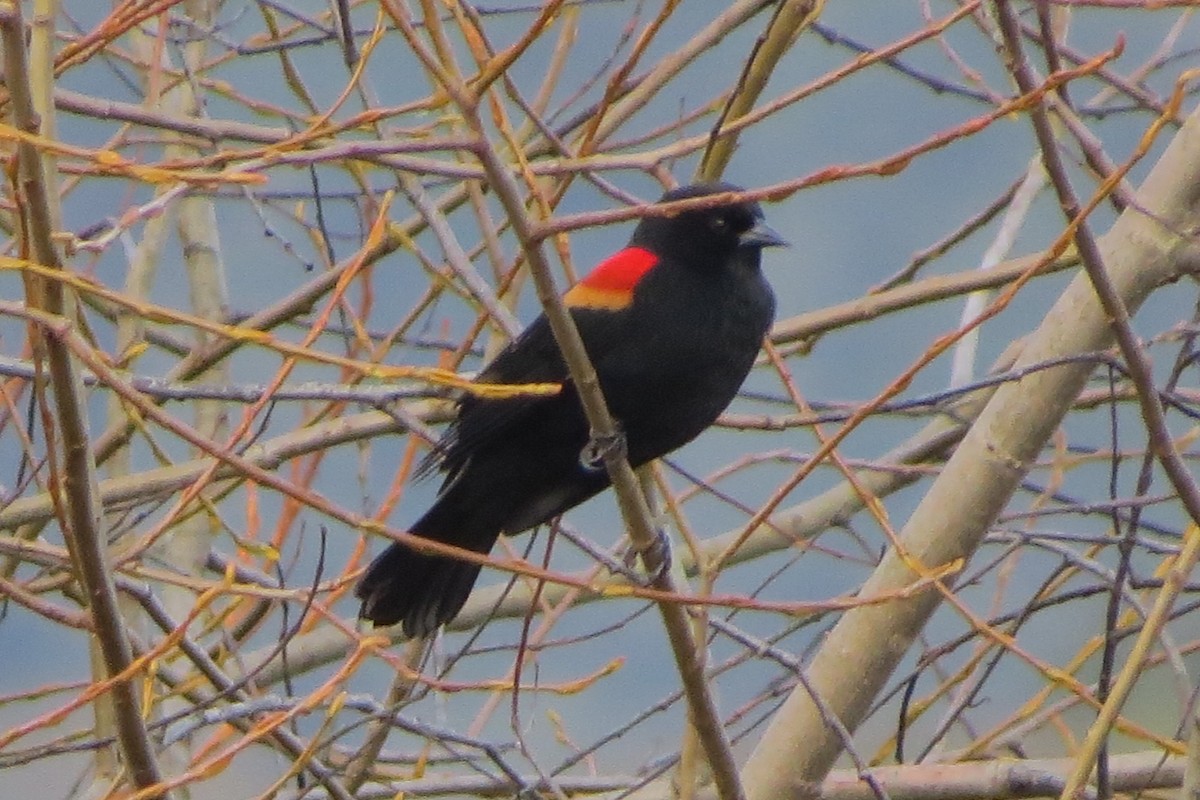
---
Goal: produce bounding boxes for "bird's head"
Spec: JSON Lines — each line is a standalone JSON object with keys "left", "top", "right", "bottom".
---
{"left": 630, "top": 182, "right": 787, "bottom": 270}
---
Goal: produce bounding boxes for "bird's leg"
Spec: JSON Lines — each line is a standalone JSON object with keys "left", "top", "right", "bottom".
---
{"left": 578, "top": 423, "right": 627, "bottom": 473}
{"left": 580, "top": 425, "right": 671, "bottom": 582}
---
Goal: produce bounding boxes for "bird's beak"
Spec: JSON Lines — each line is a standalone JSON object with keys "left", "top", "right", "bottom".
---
{"left": 740, "top": 220, "right": 788, "bottom": 249}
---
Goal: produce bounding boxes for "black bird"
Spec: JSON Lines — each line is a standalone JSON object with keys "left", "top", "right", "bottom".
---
{"left": 356, "top": 182, "right": 786, "bottom": 637}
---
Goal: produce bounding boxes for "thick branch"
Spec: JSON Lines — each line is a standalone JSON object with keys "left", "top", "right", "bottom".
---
{"left": 738, "top": 80, "right": 1200, "bottom": 800}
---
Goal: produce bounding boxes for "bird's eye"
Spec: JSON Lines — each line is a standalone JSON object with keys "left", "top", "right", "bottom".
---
{"left": 709, "top": 216, "right": 728, "bottom": 232}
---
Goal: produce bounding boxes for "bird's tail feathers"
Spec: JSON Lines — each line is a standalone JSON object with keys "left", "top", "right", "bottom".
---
{"left": 355, "top": 493, "right": 503, "bottom": 638}
{"left": 356, "top": 541, "right": 483, "bottom": 638}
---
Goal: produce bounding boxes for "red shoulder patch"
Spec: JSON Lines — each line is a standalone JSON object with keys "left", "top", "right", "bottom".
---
{"left": 564, "top": 247, "right": 658, "bottom": 310}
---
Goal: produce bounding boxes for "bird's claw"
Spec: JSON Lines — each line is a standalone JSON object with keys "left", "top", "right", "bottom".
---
{"left": 579, "top": 425, "right": 627, "bottom": 473}
{"left": 617, "top": 523, "right": 671, "bottom": 586}
{"left": 639, "top": 526, "right": 673, "bottom": 585}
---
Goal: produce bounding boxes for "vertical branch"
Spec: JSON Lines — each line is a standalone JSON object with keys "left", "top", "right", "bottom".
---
{"left": 949, "top": 157, "right": 1044, "bottom": 388}
{"left": 0, "top": 2, "right": 165, "bottom": 796}
{"left": 125, "top": 1, "right": 232, "bottom": 786}
{"left": 165, "top": 0, "right": 232, "bottom": 618}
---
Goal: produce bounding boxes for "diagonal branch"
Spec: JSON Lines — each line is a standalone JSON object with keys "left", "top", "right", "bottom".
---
{"left": 699, "top": 0, "right": 825, "bottom": 181}
{"left": 991, "top": 2, "right": 1200, "bottom": 795}
{"left": 471, "top": 136, "right": 748, "bottom": 800}
{"left": 738, "top": 57, "right": 1200, "bottom": 800}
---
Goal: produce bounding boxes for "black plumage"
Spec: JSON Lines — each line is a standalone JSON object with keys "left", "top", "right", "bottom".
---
{"left": 356, "top": 183, "right": 786, "bottom": 637}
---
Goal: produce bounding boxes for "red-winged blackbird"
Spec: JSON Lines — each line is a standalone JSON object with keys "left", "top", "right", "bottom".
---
{"left": 356, "top": 182, "right": 786, "bottom": 637}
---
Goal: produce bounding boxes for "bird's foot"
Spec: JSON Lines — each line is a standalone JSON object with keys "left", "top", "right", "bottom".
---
{"left": 636, "top": 525, "right": 673, "bottom": 586}
{"left": 578, "top": 424, "right": 627, "bottom": 473}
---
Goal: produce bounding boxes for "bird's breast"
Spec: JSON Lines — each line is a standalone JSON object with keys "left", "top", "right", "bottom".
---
{"left": 592, "top": 265, "right": 775, "bottom": 463}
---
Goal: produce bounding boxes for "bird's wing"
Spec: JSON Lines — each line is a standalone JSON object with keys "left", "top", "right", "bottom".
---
{"left": 417, "top": 305, "right": 637, "bottom": 485}
{"left": 418, "top": 315, "right": 569, "bottom": 483}
{"left": 418, "top": 246, "right": 662, "bottom": 485}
